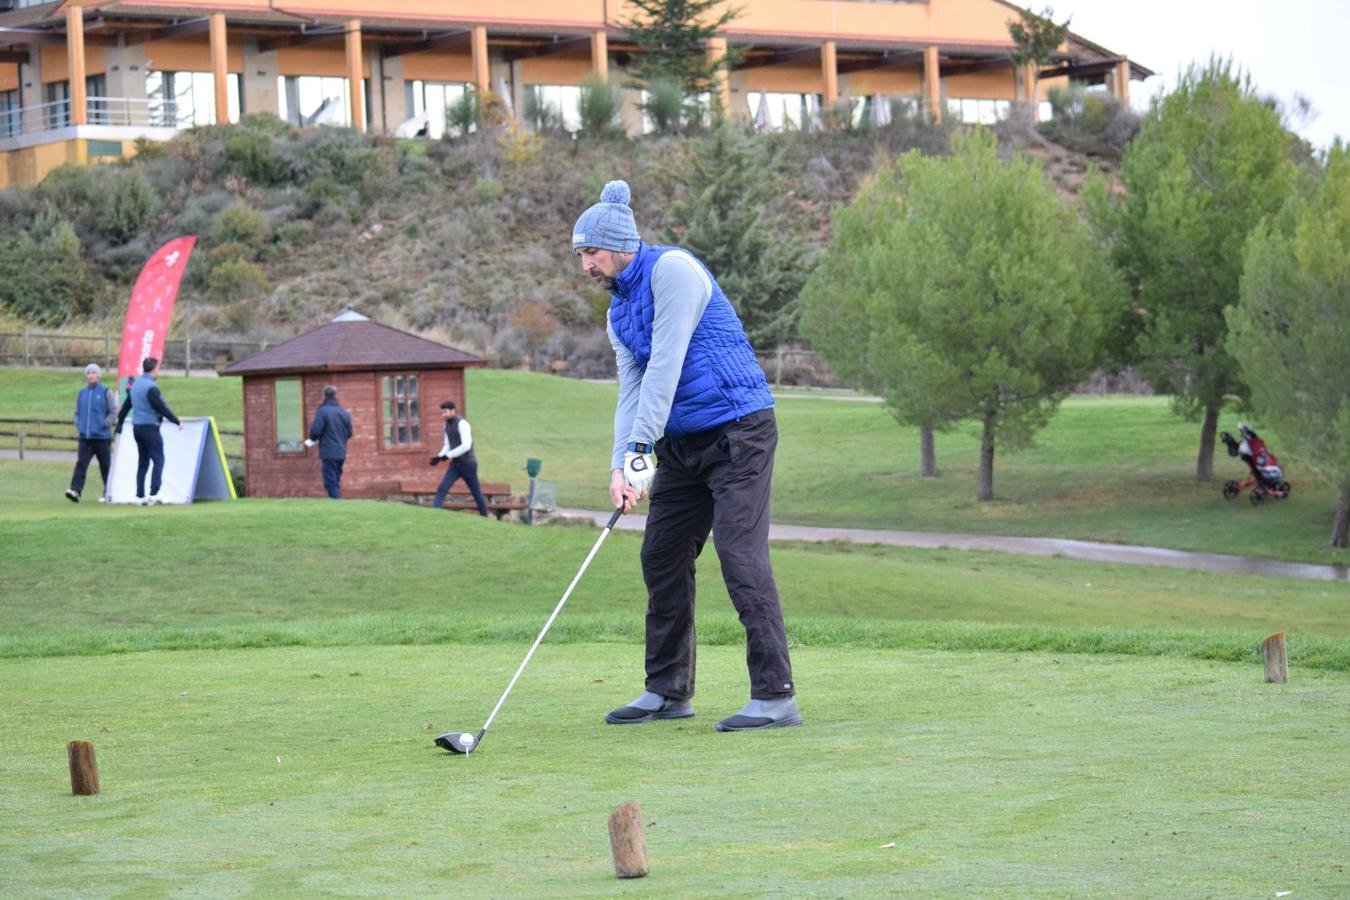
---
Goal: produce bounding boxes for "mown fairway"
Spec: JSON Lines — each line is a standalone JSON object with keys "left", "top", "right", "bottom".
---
{"left": 3, "top": 366, "right": 1348, "bottom": 562}
{"left": 2, "top": 367, "right": 1347, "bottom": 895}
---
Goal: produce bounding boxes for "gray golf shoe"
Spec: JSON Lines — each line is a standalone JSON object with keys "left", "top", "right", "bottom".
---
{"left": 715, "top": 697, "right": 803, "bottom": 732}
{"left": 604, "top": 691, "right": 695, "bottom": 725}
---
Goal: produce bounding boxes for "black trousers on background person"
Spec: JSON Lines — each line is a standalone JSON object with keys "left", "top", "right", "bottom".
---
{"left": 640, "top": 409, "right": 795, "bottom": 702}
{"left": 132, "top": 424, "right": 165, "bottom": 498}
{"left": 69, "top": 438, "right": 111, "bottom": 496}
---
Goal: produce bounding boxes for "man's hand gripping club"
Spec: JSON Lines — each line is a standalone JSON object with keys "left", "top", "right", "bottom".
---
{"left": 611, "top": 442, "right": 656, "bottom": 513}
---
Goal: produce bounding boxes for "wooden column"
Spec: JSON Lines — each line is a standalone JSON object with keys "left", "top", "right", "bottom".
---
{"left": 209, "top": 13, "right": 228, "bottom": 124}
{"left": 471, "top": 26, "right": 490, "bottom": 98}
{"left": 608, "top": 800, "right": 649, "bottom": 878}
{"left": 821, "top": 40, "right": 838, "bottom": 107}
{"left": 344, "top": 18, "right": 364, "bottom": 131}
{"left": 1262, "top": 631, "right": 1288, "bottom": 683}
{"left": 1114, "top": 58, "right": 1130, "bottom": 105}
{"left": 706, "top": 36, "right": 730, "bottom": 117}
{"left": 68, "top": 740, "right": 100, "bottom": 795}
{"left": 65, "top": 5, "right": 87, "bottom": 125}
{"left": 591, "top": 30, "right": 608, "bottom": 81}
{"left": 923, "top": 45, "right": 941, "bottom": 124}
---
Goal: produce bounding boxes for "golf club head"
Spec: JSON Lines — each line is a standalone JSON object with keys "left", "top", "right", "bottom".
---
{"left": 434, "top": 730, "right": 481, "bottom": 754}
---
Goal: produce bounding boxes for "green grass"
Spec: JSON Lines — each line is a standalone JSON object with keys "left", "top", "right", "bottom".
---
{"left": 2, "top": 366, "right": 1345, "bottom": 563}
{"left": 2, "top": 644, "right": 1346, "bottom": 895}
{"left": 4, "top": 376, "right": 1348, "bottom": 894}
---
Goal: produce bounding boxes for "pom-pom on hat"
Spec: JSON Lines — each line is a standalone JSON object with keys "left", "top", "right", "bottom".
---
{"left": 572, "top": 179, "right": 641, "bottom": 253}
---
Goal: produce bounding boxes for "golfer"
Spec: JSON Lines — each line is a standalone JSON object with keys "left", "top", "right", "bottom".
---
{"left": 573, "top": 180, "right": 800, "bottom": 732}
{"left": 429, "top": 400, "right": 488, "bottom": 516}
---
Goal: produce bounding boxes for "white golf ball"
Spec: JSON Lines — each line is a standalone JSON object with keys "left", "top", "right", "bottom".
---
{"left": 459, "top": 734, "right": 475, "bottom": 747}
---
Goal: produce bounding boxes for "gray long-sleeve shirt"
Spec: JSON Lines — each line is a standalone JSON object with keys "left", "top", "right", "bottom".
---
{"left": 609, "top": 250, "right": 714, "bottom": 470}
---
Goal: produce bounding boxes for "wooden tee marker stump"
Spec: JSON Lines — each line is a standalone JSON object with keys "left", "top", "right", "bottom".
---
{"left": 67, "top": 740, "right": 100, "bottom": 795}
{"left": 1262, "top": 631, "right": 1289, "bottom": 683}
{"left": 607, "top": 799, "right": 649, "bottom": 878}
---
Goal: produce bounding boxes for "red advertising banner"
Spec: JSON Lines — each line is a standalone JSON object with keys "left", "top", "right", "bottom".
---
{"left": 116, "top": 236, "right": 197, "bottom": 392}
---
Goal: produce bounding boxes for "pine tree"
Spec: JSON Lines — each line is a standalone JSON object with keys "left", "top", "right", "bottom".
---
{"left": 1228, "top": 143, "right": 1350, "bottom": 546}
{"left": 801, "top": 130, "right": 1123, "bottom": 500}
{"left": 622, "top": 0, "right": 741, "bottom": 103}
{"left": 663, "top": 127, "right": 810, "bottom": 348}
{"left": 1097, "top": 58, "right": 1298, "bottom": 481}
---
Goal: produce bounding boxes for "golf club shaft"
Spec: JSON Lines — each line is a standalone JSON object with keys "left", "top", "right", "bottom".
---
{"left": 477, "top": 507, "right": 624, "bottom": 736}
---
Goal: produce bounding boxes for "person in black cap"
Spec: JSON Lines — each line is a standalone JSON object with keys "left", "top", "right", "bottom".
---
{"left": 115, "top": 356, "right": 182, "bottom": 505}
{"left": 430, "top": 400, "right": 487, "bottom": 516}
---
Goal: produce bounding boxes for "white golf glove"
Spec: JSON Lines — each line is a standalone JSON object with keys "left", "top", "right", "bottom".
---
{"left": 303, "top": 438, "right": 316, "bottom": 448}
{"left": 623, "top": 443, "right": 656, "bottom": 492}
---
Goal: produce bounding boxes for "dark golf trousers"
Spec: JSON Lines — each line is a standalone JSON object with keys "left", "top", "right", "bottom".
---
{"left": 70, "top": 438, "right": 111, "bottom": 495}
{"left": 433, "top": 459, "right": 488, "bottom": 516}
{"left": 132, "top": 424, "right": 165, "bottom": 498}
{"left": 321, "top": 458, "right": 345, "bottom": 499}
{"left": 641, "top": 409, "right": 794, "bottom": 702}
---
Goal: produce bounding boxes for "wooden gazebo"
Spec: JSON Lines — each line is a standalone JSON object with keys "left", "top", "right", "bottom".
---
{"left": 223, "top": 309, "right": 485, "bottom": 499}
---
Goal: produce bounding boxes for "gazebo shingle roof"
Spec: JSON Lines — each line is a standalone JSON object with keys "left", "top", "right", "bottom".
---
{"left": 222, "top": 316, "right": 485, "bottom": 376}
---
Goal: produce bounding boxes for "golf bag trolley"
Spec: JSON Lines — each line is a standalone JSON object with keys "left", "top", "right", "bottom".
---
{"left": 1219, "top": 422, "right": 1291, "bottom": 506}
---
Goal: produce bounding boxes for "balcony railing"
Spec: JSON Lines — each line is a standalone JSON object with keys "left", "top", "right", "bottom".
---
{"left": 0, "top": 97, "right": 187, "bottom": 141}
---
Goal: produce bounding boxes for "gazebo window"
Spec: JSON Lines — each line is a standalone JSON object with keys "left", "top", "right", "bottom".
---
{"left": 382, "top": 374, "right": 422, "bottom": 447}
{"left": 275, "top": 379, "right": 303, "bottom": 452}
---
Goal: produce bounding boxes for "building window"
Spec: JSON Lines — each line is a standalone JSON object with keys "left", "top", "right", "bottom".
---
{"left": 0, "top": 89, "right": 18, "bottom": 138}
{"left": 404, "top": 80, "right": 473, "bottom": 138}
{"left": 43, "top": 80, "right": 69, "bottom": 128}
{"left": 525, "top": 84, "right": 582, "bottom": 133}
{"left": 947, "top": 97, "right": 1012, "bottom": 125}
{"left": 278, "top": 75, "right": 353, "bottom": 127}
{"left": 747, "top": 91, "right": 820, "bottom": 131}
{"left": 146, "top": 71, "right": 242, "bottom": 127}
{"left": 382, "top": 374, "right": 422, "bottom": 447}
{"left": 270, "top": 380, "right": 302, "bottom": 453}
{"left": 274, "top": 379, "right": 304, "bottom": 453}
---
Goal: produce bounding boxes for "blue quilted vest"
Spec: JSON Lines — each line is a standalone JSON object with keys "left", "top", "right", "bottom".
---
{"left": 609, "top": 243, "right": 773, "bottom": 437}
{"left": 129, "top": 374, "right": 162, "bottom": 427}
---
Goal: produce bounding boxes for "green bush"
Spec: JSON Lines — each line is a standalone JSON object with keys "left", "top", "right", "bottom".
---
{"left": 524, "top": 88, "right": 565, "bottom": 134}
{"left": 578, "top": 75, "right": 623, "bottom": 137}
{"left": 0, "top": 214, "right": 103, "bottom": 324}
{"left": 99, "top": 169, "right": 160, "bottom": 244}
{"left": 211, "top": 200, "right": 268, "bottom": 251}
{"left": 221, "top": 129, "right": 292, "bottom": 185}
{"left": 207, "top": 258, "right": 270, "bottom": 304}
{"left": 639, "top": 76, "right": 688, "bottom": 135}
{"left": 446, "top": 90, "right": 478, "bottom": 138}
{"left": 470, "top": 177, "right": 504, "bottom": 205}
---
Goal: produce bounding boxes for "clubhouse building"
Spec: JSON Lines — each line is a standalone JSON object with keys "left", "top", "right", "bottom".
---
{"left": 0, "top": 0, "right": 1151, "bottom": 186}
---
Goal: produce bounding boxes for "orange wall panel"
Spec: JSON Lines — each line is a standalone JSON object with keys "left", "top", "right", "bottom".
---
{"left": 277, "top": 45, "right": 371, "bottom": 78}
{"left": 42, "top": 43, "right": 107, "bottom": 82}
{"left": 519, "top": 54, "right": 592, "bottom": 85}
{"left": 743, "top": 60, "right": 824, "bottom": 94}
{"left": 400, "top": 49, "right": 474, "bottom": 82}
{"left": 145, "top": 36, "right": 243, "bottom": 73}
{"left": 945, "top": 69, "right": 1016, "bottom": 100}
{"left": 845, "top": 67, "right": 922, "bottom": 96}
{"left": 0, "top": 64, "right": 18, "bottom": 93}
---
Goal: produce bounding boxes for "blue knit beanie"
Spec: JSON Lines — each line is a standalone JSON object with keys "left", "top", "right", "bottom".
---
{"left": 572, "top": 180, "right": 641, "bottom": 252}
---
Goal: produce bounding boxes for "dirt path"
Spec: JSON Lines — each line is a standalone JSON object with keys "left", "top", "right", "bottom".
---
{"left": 556, "top": 508, "right": 1349, "bottom": 583}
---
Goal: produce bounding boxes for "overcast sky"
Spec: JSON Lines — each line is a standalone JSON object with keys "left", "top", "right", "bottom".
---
{"left": 1044, "top": 0, "right": 1347, "bottom": 150}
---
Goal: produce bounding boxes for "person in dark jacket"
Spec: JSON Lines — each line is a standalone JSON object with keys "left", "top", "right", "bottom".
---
{"left": 429, "top": 400, "right": 487, "bottom": 516}
{"left": 306, "top": 385, "right": 353, "bottom": 499}
{"left": 573, "top": 180, "right": 800, "bottom": 733}
{"left": 66, "top": 363, "right": 118, "bottom": 503}
{"left": 115, "top": 356, "right": 182, "bottom": 505}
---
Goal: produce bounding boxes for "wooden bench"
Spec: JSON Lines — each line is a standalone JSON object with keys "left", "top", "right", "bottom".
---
{"left": 398, "top": 478, "right": 525, "bottom": 520}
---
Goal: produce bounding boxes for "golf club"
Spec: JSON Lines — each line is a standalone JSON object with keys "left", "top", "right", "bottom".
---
{"left": 435, "top": 506, "right": 625, "bottom": 754}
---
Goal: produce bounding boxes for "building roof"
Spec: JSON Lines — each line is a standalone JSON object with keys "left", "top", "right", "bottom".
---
{"left": 222, "top": 311, "right": 486, "bottom": 376}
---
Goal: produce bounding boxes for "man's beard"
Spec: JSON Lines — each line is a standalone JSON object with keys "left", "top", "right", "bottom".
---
{"left": 591, "top": 272, "right": 616, "bottom": 291}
